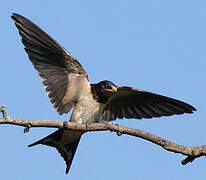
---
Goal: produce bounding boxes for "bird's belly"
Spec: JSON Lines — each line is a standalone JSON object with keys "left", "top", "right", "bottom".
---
{"left": 70, "top": 102, "right": 105, "bottom": 124}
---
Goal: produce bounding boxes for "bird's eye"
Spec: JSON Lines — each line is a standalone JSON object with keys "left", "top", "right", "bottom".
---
{"left": 105, "top": 84, "right": 112, "bottom": 89}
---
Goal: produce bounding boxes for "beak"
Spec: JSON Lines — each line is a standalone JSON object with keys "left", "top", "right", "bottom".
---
{"left": 103, "top": 86, "right": 117, "bottom": 97}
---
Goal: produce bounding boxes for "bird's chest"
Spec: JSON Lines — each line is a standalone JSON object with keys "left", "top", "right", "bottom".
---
{"left": 70, "top": 95, "right": 105, "bottom": 123}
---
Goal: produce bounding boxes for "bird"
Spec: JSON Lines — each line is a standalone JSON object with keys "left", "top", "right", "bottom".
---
{"left": 11, "top": 13, "right": 196, "bottom": 174}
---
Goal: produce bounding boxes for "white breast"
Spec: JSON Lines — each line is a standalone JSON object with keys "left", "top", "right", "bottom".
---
{"left": 70, "top": 81, "right": 106, "bottom": 123}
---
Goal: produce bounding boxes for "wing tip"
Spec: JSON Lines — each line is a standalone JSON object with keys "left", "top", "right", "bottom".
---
{"left": 182, "top": 103, "right": 197, "bottom": 113}
{"left": 191, "top": 106, "right": 197, "bottom": 112}
{"left": 11, "top": 13, "right": 20, "bottom": 21}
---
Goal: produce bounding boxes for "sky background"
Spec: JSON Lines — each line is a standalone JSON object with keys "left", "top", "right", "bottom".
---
{"left": 0, "top": 0, "right": 206, "bottom": 179}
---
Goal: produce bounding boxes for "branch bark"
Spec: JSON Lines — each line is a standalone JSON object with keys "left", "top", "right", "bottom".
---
{"left": 0, "top": 106, "right": 205, "bottom": 165}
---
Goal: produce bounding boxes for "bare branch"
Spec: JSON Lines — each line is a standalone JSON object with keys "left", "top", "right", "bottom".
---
{"left": 0, "top": 105, "right": 205, "bottom": 165}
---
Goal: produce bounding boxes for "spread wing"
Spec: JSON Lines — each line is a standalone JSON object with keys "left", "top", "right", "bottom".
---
{"left": 11, "top": 13, "right": 89, "bottom": 115}
{"left": 101, "top": 86, "right": 196, "bottom": 121}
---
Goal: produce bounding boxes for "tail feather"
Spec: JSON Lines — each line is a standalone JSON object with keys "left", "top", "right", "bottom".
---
{"left": 58, "top": 139, "right": 80, "bottom": 174}
{"left": 28, "top": 129, "right": 81, "bottom": 174}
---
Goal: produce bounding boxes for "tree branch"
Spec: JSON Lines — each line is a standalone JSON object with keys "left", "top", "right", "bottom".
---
{"left": 0, "top": 106, "right": 205, "bottom": 165}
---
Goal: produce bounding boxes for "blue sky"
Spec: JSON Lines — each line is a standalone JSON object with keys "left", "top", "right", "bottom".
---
{"left": 1, "top": 0, "right": 206, "bottom": 179}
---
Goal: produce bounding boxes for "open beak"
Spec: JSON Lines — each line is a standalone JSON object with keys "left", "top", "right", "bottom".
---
{"left": 103, "top": 86, "right": 117, "bottom": 97}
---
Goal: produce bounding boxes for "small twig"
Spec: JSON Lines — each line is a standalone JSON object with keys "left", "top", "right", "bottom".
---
{"left": 24, "top": 123, "right": 32, "bottom": 133}
{"left": 182, "top": 156, "right": 196, "bottom": 165}
{"left": 0, "top": 105, "right": 8, "bottom": 119}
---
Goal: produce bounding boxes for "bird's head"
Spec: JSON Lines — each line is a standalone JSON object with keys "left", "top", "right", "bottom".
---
{"left": 91, "top": 80, "right": 117, "bottom": 103}
{"left": 99, "top": 80, "right": 118, "bottom": 97}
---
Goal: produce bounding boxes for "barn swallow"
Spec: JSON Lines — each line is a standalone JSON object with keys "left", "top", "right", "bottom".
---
{"left": 11, "top": 13, "right": 196, "bottom": 174}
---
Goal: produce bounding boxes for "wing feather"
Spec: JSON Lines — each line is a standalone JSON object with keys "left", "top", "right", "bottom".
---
{"left": 11, "top": 13, "right": 89, "bottom": 115}
{"left": 101, "top": 86, "right": 196, "bottom": 121}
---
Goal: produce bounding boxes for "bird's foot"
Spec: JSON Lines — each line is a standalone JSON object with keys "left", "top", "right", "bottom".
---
{"left": 63, "top": 121, "right": 69, "bottom": 129}
{"left": 83, "top": 122, "right": 92, "bottom": 130}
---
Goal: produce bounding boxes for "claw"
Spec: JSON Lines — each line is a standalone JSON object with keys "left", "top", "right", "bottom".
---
{"left": 63, "top": 121, "right": 68, "bottom": 129}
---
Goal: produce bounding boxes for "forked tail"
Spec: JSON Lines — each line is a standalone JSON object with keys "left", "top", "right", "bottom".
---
{"left": 28, "top": 129, "right": 82, "bottom": 174}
